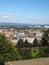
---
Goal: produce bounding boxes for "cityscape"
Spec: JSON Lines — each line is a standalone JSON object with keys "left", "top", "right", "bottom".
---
{"left": 0, "top": 0, "right": 49, "bottom": 65}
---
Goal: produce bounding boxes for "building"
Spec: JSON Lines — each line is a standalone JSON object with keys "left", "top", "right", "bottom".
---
{"left": 35, "top": 32, "right": 43, "bottom": 42}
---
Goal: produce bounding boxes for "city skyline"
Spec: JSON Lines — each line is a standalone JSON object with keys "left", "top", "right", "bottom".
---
{"left": 0, "top": 0, "right": 49, "bottom": 24}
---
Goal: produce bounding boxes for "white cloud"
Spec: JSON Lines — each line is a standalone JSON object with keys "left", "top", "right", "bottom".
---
{"left": 0, "top": 13, "right": 12, "bottom": 19}
{"left": 0, "top": 14, "right": 49, "bottom": 24}
{"left": 16, "top": 17, "right": 49, "bottom": 24}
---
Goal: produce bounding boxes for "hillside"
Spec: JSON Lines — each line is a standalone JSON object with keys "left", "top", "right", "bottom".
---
{"left": 5, "top": 57, "right": 49, "bottom": 65}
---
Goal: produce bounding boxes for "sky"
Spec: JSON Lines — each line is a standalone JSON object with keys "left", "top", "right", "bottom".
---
{"left": 0, "top": 0, "right": 49, "bottom": 24}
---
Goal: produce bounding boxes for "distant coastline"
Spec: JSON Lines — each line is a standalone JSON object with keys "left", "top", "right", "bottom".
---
{"left": 0, "top": 22, "right": 49, "bottom": 27}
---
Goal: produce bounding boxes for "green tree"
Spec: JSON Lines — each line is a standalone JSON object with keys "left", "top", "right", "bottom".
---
{"left": 33, "top": 38, "right": 38, "bottom": 47}
{"left": 16, "top": 39, "right": 24, "bottom": 48}
{"left": 24, "top": 39, "right": 32, "bottom": 48}
{"left": 18, "top": 48, "right": 33, "bottom": 59}
{"left": 0, "top": 34, "right": 21, "bottom": 62}
{"left": 43, "top": 29, "right": 49, "bottom": 43}
{"left": 46, "top": 29, "right": 49, "bottom": 45}
{"left": 41, "top": 32, "right": 48, "bottom": 47}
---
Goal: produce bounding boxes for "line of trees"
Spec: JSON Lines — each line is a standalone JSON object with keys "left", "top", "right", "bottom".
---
{"left": 16, "top": 39, "right": 33, "bottom": 48}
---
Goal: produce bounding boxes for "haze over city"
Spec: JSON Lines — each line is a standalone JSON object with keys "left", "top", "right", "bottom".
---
{"left": 0, "top": 0, "right": 49, "bottom": 24}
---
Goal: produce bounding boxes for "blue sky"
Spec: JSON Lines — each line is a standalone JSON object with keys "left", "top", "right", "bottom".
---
{"left": 0, "top": 0, "right": 49, "bottom": 24}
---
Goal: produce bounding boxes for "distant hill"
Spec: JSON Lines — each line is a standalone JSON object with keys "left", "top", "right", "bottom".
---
{"left": 0, "top": 22, "right": 49, "bottom": 27}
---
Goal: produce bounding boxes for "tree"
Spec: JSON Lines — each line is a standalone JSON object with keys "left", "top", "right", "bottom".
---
{"left": 16, "top": 39, "right": 24, "bottom": 48}
{"left": 24, "top": 39, "right": 32, "bottom": 48}
{"left": 46, "top": 28, "right": 49, "bottom": 34}
{"left": 0, "top": 34, "right": 21, "bottom": 63}
{"left": 43, "top": 29, "right": 49, "bottom": 43}
{"left": 46, "top": 29, "right": 49, "bottom": 45}
{"left": 41, "top": 30, "right": 48, "bottom": 47}
{"left": 33, "top": 38, "right": 38, "bottom": 47}
{"left": 41, "top": 37, "right": 48, "bottom": 47}
{"left": 18, "top": 48, "right": 33, "bottom": 59}
{"left": 24, "top": 39, "right": 29, "bottom": 48}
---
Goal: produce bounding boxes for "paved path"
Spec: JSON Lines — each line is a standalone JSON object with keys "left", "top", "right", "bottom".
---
{"left": 5, "top": 57, "right": 49, "bottom": 65}
{"left": 7, "top": 62, "right": 12, "bottom": 65}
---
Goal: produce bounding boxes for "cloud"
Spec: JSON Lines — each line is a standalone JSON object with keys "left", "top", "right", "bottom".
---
{"left": 16, "top": 17, "right": 49, "bottom": 24}
{"left": 16, "top": 17, "right": 43, "bottom": 21}
{"left": 0, "top": 13, "right": 12, "bottom": 19}
{"left": 0, "top": 14, "right": 49, "bottom": 24}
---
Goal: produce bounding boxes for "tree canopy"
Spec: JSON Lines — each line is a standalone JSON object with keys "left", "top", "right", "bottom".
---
{"left": 0, "top": 34, "right": 21, "bottom": 62}
{"left": 33, "top": 38, "right": 38, "bottom": 47}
